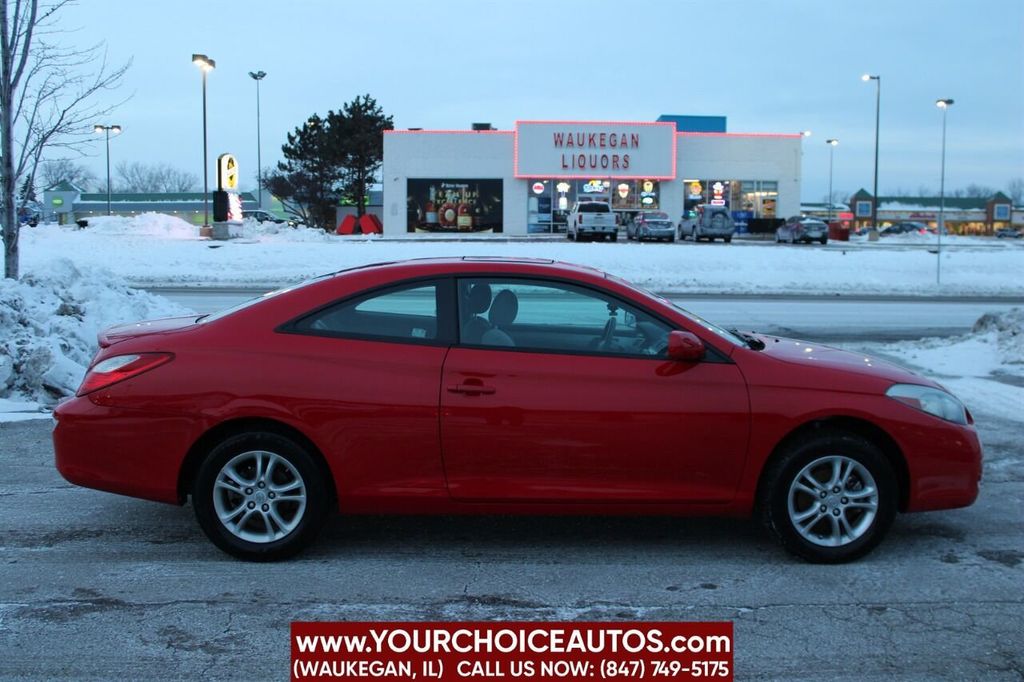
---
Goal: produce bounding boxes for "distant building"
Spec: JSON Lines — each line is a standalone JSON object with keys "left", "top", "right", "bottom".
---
{"left": 383, "top": 114, "right": 803, "bottom": 235}
{"left": 41, "top": 184, "right": 257, "bottom": 225}
{"left": 845, "top": 189, "right": 1016, "bottom": 235}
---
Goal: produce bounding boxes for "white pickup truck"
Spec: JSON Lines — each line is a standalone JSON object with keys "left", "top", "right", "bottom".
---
{"left": 567, "top": 201, "right": 617, "bottom": 242}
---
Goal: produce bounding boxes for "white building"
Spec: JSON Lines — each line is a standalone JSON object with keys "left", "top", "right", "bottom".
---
{"left": 382, "top": 117, "right": 803, "bottom": 236}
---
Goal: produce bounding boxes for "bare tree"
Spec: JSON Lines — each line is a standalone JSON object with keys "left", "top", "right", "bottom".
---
{"left": 1007, "top": 178, "right": 1024, "bottom": 205}
{"left": 1, "top": 0, "right": 130, "bottom": 278}
{"left": 114, "top": 161, "right": 198, "bottom": 193}
{"left": 963, "top": 183, "right": 996, "bottom": 198}
{"left": 38, "top": 157, "right": 97, "bottom": 190}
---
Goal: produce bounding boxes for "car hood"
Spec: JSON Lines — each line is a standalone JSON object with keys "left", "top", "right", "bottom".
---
{"left": 99, "top": 316, "right": 198, "bottom": 347}
{"left": 751, "top": 333, "right": 939, "bottom": 388}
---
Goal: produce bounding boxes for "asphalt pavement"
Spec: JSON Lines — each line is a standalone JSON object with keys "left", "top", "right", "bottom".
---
{"left": 0, "top": 403, "right": 1021, "bottom": 680}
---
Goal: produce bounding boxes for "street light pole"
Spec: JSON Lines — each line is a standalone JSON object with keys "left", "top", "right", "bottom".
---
{"left": 826, "top": 139, "right": 839, "bottom": 224}
{"left": 93, "top": 124, "right": 122, "bottom": 216}
{"left": 862, "top": 74, "right": 881, "bottom": 231}
{"left": 248, "top": 70, "right": 267, "bottom": 207}
{"left": 192, "top": 54, "right": 216, "bottom": 229}
{"left": 936, "top": 99, "right": 954, "bottom": 286}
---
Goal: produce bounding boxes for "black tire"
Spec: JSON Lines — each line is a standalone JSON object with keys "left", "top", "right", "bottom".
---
{"left": 820, "top": 237, "right": 828, "bottom": 245}
{"left": 668, "top": 236, "right": 675, "bottom": 243}
{"left": 610, "top": 233, "right": 618, "bottom": 242}
{"left": 193, "top": 431, "right": 329, "bottom": 561}
{"left": 758, "top": 432, "right": 897, "bottom": 563}
{"left": 724, "top": 236, "right": 732, "bottom": 243}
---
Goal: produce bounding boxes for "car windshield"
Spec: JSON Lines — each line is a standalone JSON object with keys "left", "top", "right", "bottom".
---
{"left": 645, "top": 212, "right": 669, "bottom": 220}
{"left": 603, "top": 275, "right": 745, "bottom": 347}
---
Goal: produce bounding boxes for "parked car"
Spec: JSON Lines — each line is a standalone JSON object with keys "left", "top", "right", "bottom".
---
{"left": 776, "top": 216, "right": 829, "bottom": 245}
{"left": 626, "top": 211, "right": 675, "bottom": 242}
{"left": 567, "top": 201, "right": 617, "bottom": 241}
{"left": 880, "top": 221, "right": 929, "bottom": 237}
{"left": 243, "top": 210, "right": 298, "bottom": 227}
{"left": 54, "top": 258, "right": 981, "bottom": 563}
{"left": 995, "top": 228, "right": 1022, "bottom": 239}
{"left": 18, "top": 201, "right": 41, "bottom": 227}
{"left": 679, "top": 205, "right": 735, "bottom": 242}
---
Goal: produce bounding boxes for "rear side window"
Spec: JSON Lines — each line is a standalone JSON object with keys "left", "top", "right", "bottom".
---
{"left": 292, "top": 282, "right": 443, "bottom": 343}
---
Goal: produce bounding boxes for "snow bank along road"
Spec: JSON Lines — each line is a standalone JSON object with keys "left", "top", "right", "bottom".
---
{"left": 19, "top": 216, "right": 1024, "bottom": 298}
{"left": 0, "top": 398, "right": 1019, "bottom": 680}
{"left": 152, "top": 287, "right": 1023, "bottom": 342}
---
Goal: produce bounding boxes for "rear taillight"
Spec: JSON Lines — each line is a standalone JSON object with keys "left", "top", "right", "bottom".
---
{"left": 77, "top": 353, "right": 173, "bottom": 396}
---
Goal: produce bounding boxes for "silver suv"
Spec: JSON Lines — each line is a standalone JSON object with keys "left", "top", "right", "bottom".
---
{"left": 679, "top": 206, "right": 735, "bottom": 243}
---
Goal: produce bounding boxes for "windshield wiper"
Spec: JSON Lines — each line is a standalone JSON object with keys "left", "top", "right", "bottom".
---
{"left": 729, "top": 328, "right": 765, "bottom": 350}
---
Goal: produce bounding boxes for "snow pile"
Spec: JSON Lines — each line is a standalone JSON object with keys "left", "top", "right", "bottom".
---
{"left": 0, "top": 259, "right": 192, "bottom": 405}
{"left": 875, "top": 308, "right": 1023, "bottom": 422}
{"left": 236, "top": 217, "right": 337, "bottom": 243}
{"left": 78, "top": 212, "right": 198, "bottom": 239}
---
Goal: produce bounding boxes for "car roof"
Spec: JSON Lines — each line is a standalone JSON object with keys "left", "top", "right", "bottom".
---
{"left": 329, "top": 257, "right": 610, "bottom": 282}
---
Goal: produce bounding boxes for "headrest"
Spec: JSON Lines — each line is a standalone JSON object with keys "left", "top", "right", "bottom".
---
{"left": 488, "top": 289, "right": 518, "bottom": 327}
{"left": 466, "top": 283, "right": 492, "bottom": 315}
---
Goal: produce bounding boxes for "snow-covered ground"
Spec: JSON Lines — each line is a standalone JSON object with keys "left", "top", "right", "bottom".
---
{"left": 18, "top": 214, "right": 1024, "bottom": 296}
{"left": 0, "top": 259, "right": 190, "bottom": 413}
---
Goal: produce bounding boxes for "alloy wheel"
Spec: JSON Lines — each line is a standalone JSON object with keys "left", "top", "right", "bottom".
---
{"left": 212, "top": 450, "right": 307, "bottom": 543}
{"left": 786, "top": 455, "right": 878, "bottom": 547}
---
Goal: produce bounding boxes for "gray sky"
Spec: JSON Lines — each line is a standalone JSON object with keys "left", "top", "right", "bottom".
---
{"left": 61, "top": 0, "right": 1023, "bottom": 201}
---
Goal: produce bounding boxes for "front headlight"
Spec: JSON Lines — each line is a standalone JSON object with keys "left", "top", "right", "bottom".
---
{"left": 886, "top": 383, "right": 968, "bottom": 425}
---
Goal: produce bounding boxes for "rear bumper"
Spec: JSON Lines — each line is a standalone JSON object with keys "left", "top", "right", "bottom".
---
{"left": 699, "top": 227, "right": 735, "bottom": 237}
{"left": 577, "top": 226, "right": 616, "bottom": 234}
{"left": 53, "top": 396, "right": 199, "bottom": 504}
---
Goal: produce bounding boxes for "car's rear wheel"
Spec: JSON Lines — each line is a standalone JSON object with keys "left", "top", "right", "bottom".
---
{"left": 724, "top": 236, "right": 732, "bottom": 243}
{"left": 193, "top": 432, "right": 328, "bottom": 561}
{"left": 759, "top": 432, "right": 896, "bottom": 563}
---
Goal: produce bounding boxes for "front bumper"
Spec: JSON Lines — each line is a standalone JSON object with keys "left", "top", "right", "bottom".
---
{"left": 901, "top": 419, "right": 982, "bottom": 512}
{"left": 640, "top": 227, "right": 675, "bottom": 239}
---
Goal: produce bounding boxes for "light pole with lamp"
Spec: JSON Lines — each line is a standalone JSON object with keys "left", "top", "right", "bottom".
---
{"left": 936, "top": 98, "right": 954, "bottom": 285}
{"left": 248, "top": 70, "right": 266, "bottom": 208}
{"left": 192, "top": 53, "right": 216, "bottom": 229}
{"left": 826, "top": 139, "right": 838, "bottom": 224}
{"left": 862, "top": 74, "right": 881, "bottom": 232}
{"left": 93, "top": 124, "right": 121, "bottom": 216}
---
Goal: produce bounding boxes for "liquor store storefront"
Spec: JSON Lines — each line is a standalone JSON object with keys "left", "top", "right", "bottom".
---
{"left": 382, "top": 121, "right": 803, "bottom": 236}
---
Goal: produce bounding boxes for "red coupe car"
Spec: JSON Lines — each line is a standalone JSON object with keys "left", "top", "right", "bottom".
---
{"left": 53, "top": 258, "right": 981, "bottom": 562}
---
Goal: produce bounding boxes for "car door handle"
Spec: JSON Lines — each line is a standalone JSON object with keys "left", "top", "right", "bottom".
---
{"left": 447, "top": 383, "right": 496, "bottom": 395}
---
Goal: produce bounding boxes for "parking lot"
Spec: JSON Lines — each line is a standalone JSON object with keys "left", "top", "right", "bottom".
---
{"left": 1, "top": 402, "right": 1021, "bottom": 681}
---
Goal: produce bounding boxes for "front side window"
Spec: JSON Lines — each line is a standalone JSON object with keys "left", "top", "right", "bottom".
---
{"left": 293, "top": 282, "right": 442, "bottom": 342}
{"left": 458, "top": 278, "right": 671, "bottom": 357}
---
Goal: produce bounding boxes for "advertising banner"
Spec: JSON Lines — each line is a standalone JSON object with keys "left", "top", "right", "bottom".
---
{"left": 408, "top": 179, "right": 503, "bottom": 233}
{"left": 291, "top": 621, "right": 733, "bottom": 681}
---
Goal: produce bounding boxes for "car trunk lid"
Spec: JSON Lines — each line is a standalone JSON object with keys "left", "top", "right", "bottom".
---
{"left": 98, "top": 316, "right": 198, "bottom": 348}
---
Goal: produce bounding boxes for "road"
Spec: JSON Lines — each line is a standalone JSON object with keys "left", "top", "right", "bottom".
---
{"left": 149, "top": 287, "right": 1022, "bottom": 342}
{"left": 0, "top": 402, "right": 1020, "bottom": 680}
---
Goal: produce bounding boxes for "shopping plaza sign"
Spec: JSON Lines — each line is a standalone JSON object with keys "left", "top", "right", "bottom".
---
{"left": 514, "top": 121, "right": 677, "bottom": 179}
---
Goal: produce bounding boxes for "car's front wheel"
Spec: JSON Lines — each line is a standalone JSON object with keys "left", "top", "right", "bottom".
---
{"left": 193, "top": 432, "right": 329, "bottom": 561}
{"left": 760, "top": 432, "right": 897, "bottom": 563}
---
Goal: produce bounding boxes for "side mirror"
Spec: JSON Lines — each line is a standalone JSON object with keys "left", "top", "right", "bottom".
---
{"left": 667, "top": 330, "right": 705, "bottom": 361}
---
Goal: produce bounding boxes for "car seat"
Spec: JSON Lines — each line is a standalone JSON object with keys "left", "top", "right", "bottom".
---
{"left": 461, "top": 283, "right": 493, "bottom": 344}
{"left": 481, "top": 289, "right": 518, "bottom": 347}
